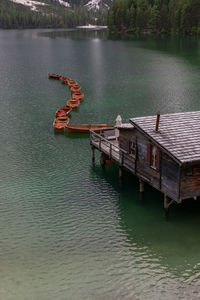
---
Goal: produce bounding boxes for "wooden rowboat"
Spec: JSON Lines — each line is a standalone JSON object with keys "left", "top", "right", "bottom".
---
{"left": 56, "top": 110, "right": 68, "bottom": 117}
{"left": 53, "top": 120, "right": 66, "bottom": 132}
{"left": 55, "top": 106, "right": 72, "bottom": 117}
{"left": 56, "top": 116, "right": 70, "bottom": 124}
{"left": 48, "top": 73, "right": 60, "bottom": 79}
{"left": 67, "top": 99, "right": 80, "bottom": 109}
{"left": 53, "top": 116, "right": 70, "bottom": 132}
{"left": 72, "top": 92, "right": 84, "bottom": 100}
{"left": 53, "top": 124, "right": 65, "bottom": 132}
{"left": 60, "top": 76, "right": 70, "bottom": 83}
{"left": 62, "top": 78, "right": 70, "bottom": 84}
{"left": 61, "top": 105, "right": 72, "bottom": 112}
{"left": 66, "top": 124, "right": 114, "bottom": 133}
{"left": 68, "top": 80, "right": 78, "bottom": 87}
{"left": 71, "top": 85, "right": 81, "bottom": 93}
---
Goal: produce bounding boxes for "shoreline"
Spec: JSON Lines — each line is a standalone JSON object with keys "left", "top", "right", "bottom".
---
{"left": 76, "top": 24, "right": 107, "bottom": 29}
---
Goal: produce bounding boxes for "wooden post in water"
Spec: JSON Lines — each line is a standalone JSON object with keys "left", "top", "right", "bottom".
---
{"left": 164, "top": 194, "right": 169, "bottom": 218}
{"left": 164, "top": 194, "right": 174, "bottom": 218}
{"left": 139, "top": 180, "right": 144, "bottom": 193}
{"left": 91, "top": 146, "right": 95, "bottom": 162}
{"left": 100, "top": 152, "right": 106, "bottom": 169}
{"left": 119, "top": 166, "right": 123, "bottom": 178}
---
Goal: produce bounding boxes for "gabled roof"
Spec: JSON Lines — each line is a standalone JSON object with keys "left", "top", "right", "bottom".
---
{"left": 129, "top": 111, "right": 200, "bottom": 165}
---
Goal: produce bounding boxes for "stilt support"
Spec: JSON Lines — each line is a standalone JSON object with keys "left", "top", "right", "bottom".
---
{"left": 139, "top": 180, "right": 144, "bottom": 193}
{"left": 91, "top": 146, "right": 95, "bottom": 163}
{"left": 119, "top": 166, "right": 123, "bottom": 178}
{"left": 164, "top": 195, "right": 174, "bottom": 218}
{"left": 100, "top": 152, "right": 106, "bottom": 169}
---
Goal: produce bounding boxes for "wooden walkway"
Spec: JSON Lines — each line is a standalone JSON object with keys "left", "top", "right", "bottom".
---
{"left": 90, "top": 130, "right": 136, "bottom": 172}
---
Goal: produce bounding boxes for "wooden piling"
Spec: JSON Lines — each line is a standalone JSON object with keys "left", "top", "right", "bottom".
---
{"left": 91, "top": 146, "right": 95, "bottom": 162}
{"left": 139, "top": 180, "right": 144, "bottom": 193}
{"left": 100, "top": 152, "right": 106, "bottom": 168}
{"left": 119, "top": 166, "right": 123, "bottom": 178}
{"left": 164, "top": 194, "right": 169, "bottom": 217}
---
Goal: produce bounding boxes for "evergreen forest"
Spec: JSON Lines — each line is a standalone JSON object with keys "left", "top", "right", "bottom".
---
{"left": 108, "top": 0, "right": 200, "bottom": 35}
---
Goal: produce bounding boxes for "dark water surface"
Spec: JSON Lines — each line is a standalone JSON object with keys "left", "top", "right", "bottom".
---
{"left": 1, "top": 29, "right": 200, "bottom": 299}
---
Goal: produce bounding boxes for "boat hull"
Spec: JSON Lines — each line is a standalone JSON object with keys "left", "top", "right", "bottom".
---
{"left": 66, "top": 125, "right": 114, "bottom": 133}
{"left": 72, "top": 92, "right": 84, "bottom": 100}
{"left": 67, "top": 99, "right": 80, "bottom": 109}
{"left": 48, "top": 73, "right": 60, "bottom": 79}
{"left": 71, "top": 86, "right": 81, "bottom": 93}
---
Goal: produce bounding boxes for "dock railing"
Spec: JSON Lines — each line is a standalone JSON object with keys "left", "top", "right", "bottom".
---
{"left": 90, "top": 130, "right": 135, "bottom": 169}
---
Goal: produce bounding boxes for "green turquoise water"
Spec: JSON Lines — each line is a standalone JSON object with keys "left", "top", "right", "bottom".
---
{"left": 1, "top": 29, "right": 200, "bottom": 299}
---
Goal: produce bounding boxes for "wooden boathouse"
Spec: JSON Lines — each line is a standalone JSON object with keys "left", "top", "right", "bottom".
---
{"left": 90, "top": 111, "right": 200, "bottom": 213}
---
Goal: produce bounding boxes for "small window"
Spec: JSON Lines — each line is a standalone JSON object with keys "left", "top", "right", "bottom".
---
{"left": 130, "top": 141, "right": 136, "bottom": 156}
{"left": 151, "top": 145, "right": 157, "bottom": 169}
{"left": 127, "top": 140, "right": 137, "bottom": 157}
{"left": 147, "top": 143, "right": 161, "bottom": 171}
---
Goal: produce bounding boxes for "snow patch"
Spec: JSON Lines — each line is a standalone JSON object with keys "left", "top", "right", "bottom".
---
{"left": 10, "top": 0, "right": 47, "bottom": 11}
{"left": 76, "top": 24, "right": 107, "bottom": 28}
{"left": 85, "top": 0, "right": 112, "bottom": 11}
{"left": 85, "top": 0, "right": 101, "bottom": 10}
{"left": 58, "top": 0, "right": 70, "bottom": 7}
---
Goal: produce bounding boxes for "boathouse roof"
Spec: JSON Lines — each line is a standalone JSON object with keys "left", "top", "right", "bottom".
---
{"left": 129, "top": 111, "right": 200, "bottom": 165}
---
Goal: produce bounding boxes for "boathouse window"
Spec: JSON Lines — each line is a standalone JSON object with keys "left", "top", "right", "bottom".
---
{"left": 127, "top": 140, "right": 136, "bottom": 157}
{"left": 147, "top": 143, "right": 160, "bottom": 171}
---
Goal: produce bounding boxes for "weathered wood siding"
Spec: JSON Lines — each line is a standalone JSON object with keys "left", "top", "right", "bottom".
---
{"left": 180, "top": 165, "right": 200, "bottom": 199}
{"left": 119, "top": 129, "right": 136, "bottom": 173}
{"left": 119, "top": 128, "right": 181, "bottom": 201}
{"left": 136, "top": 131, "right": 160, "bottom": 190}
{"left": 161, "top": 153, "right": 180, "bottom": 200}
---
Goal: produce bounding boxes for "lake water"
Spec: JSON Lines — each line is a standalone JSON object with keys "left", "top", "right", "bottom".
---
{"left": 1, "top": 28, "right": 200, "bottom": 299}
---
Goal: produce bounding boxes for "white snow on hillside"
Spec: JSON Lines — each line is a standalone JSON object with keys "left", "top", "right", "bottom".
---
{"left": 85, "top": 0, "right": 101, "bottom": 10}
{"left": 10, "top": 0, "right": 70, "bottom": 10}
{"left": 10, "top": 0, "right": 47, "bottom": 11}
{"left": 85, "top": 0, "right": 111, "bottom": 10}
{"left": 58, "top": 0, "right": 70, "bottom": 7}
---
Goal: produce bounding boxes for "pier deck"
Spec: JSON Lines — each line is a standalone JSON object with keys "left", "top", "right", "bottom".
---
{"left": 90, "top": 130, "right": 135, "bottom": 172}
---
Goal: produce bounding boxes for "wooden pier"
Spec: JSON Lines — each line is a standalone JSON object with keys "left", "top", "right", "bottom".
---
{"left": 90, "top": 130, "right": 135, "bottom": 172}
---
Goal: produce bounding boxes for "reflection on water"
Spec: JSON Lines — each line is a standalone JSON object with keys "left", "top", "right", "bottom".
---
{"left": 91, "top": 164, "right": 200, "bottom": 274}
{"left": 40, "top": 29, "right": 200, "bottom": 66}
{"left": 39, "top": 28, "right": 108, "bottom": 40}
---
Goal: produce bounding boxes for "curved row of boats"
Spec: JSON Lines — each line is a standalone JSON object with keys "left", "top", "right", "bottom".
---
{"left": 49, "top": 73, "right": 114, "bottom": 133}
{"left": 49, "top": 73, "right": 84, "bottom": 132}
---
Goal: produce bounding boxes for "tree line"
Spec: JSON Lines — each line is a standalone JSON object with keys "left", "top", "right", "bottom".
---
{"left": 107, "top": 0, "right": 200, "bottom": 35}
{"left": 0, "top": 0, "right": 107, "bottom": 29}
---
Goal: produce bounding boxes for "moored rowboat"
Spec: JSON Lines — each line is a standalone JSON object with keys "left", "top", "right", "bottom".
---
{"left": 72, "top": 92, "right": 84, "bottom": 100}
{"left": 60, "top": 76, "right": 70, "bottom": 84}
{"left": 53, "top": 124, "right": 65, "bottom": 132}
{"left": 53, "top": 116, "right": 70, "bottom": 131}
{"left": 66, "top": 124, "right": 114, "bottom": 133}
{"left": 48, "top": 73, "right": 60, "bottom": 79}
{"left": 67, "top": 99, "right": 80, "bottom": 109}
{"left": 56, "top": 116, "right": 70, "bottom": 124}
{"left": 56, "top": 106, "right": 72, "bottom": 117}
{"left": 71, "top": 85, "right": 81, "bottom": 93}
{"left": 63, "top": 78, "right": 71, "bottom": 84}
{"left": 68, "top": 80, "right": 78, "bottom": 87}
{"left": 56, "top": 110, "right": 68, "bottom": 117}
